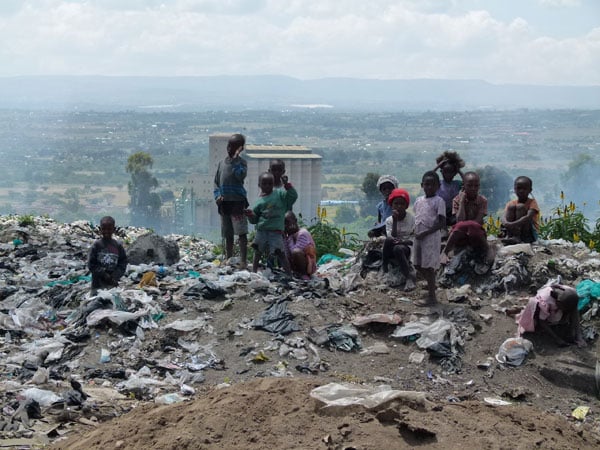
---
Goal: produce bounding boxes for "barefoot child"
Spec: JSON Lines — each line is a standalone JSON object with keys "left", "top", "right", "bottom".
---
{"left": 284, "top": 211, "right": 317, "bottom": 279}
{"left": 412, "top": 172, "right": 446, "bottom": 306}
{"left": 501, "top": 176, "right": 540, "bottom": 244}
{"left": 246, "top": 172, "right": 298, "bottom": 273}
{"left": 382, "top": 188, "right": 416, "bottom": 291}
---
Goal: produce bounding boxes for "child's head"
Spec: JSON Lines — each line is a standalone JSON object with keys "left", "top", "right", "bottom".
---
{"left": 551, "top": 285, "right": 578, "bottom": 312}
{"left": 227, "top": 133, "right": 246, "bottom": 157}
{"left": 284, "top": 211, "right": 299, "bottom": 235}
{"left": 99, "top": 216, "right": 116, "bottom": 240}
{"left": 376, "top": 175, "right": 399, "bottom": 199}
{"left": 258, "top": 172, "right": 275, "bottom": 195}
{"left": 436, "top": 151, "right": 465, "bottom": 182}
{"left": 514, "top": 176, "right": 533, "bottom": 202}
{"left": 269, "top": 159, "right": 286, "bottom": 182}
{"left": 421, "top": 171, "right": 440, "bottom": 198}
{"left": 463, "top": 172, "right": 481, "bottom": 199}
{"left": 387, "top": 188, "right": 410, "bottom": 212}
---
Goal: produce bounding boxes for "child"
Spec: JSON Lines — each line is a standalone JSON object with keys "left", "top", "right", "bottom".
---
{"left": 382, "top": 188, "right": 416, "bottom": 291}
{"left": 501, "top": 176, "right": 539, "bottom": 244}
{"left": 516, "top": 284, "right": 586, "bottom": 347}
{"left": 433, "top": 151, "right": 465, "bottom": 226}
{"left": 269, "top": 159, "right": 296, "bottom": 212}
{"left": 368, "top": 174, "right": 399, "bottom": 238}
{"left": 284, "top": 211, "right": 317, "bottom": 279}
{"left": 88, "top": 216, "right": 128, "bottom": 295}
{"left": 214, "top": 133, "right": 249, "bottom": 268}
{"left": 246, "top": 172, "right": 298, "bottom": 273}
{"left": 412, "top": 171, "right": 446, "bottom": 306}
{"left": 441, "top": 172, "right": 491, "bottom": 269}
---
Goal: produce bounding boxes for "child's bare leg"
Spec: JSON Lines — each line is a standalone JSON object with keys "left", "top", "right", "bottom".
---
{"left": 252, "top": 248, "right": 261, "bottom": 273}
{"left": 414, "top": 267, "right": 437, "bottom": 306}
{"left": 505, "top": 205, "right": 517, "bottom": 223}
{"left": 238, "top": 234, "right": 248, "bottom": 268}
{"left": 569, "top": 308, "right": 586, "bottom": 347}
{"left": 291, "top": 248, "right": 307, "bottom": 276}
{"left": 275, "top": 249, "right": 291, "bottom": 274}
{"left": 225, "top": 235, "right": 234, "bottom": 259}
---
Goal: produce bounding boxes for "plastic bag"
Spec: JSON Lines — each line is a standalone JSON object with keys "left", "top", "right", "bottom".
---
{"left": 310, "top": 383, "right": 428, "bottom": 409}
{"left": 496, "top": 337, "right": 533, "bottom": 366}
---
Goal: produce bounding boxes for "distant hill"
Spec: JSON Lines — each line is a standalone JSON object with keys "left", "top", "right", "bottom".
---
{"left": 0, "top": 75, "right": 599, "bottom": 111}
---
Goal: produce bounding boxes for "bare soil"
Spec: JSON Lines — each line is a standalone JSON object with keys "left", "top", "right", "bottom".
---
{"left": 48, "top": 242, "right": 600, "bottom": 449}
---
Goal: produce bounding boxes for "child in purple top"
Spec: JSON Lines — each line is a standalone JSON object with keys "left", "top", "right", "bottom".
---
{"left": 284, "top": 211, "right": 317, "bottom": 279}
{"left": 433, "top": 151, "right": 465, "bottom": 227}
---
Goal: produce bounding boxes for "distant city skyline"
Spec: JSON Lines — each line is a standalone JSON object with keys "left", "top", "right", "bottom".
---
{"left": 0, "top": 0, "right": 598, "bottom": 86}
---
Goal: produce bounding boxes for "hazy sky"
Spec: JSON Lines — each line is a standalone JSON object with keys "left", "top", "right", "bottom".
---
{"left": 1, "top": 0, "right": 598, "bottom": 85}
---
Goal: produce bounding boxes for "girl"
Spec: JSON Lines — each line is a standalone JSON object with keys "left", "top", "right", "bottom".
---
{"left": 412, "top": 171, "right": 446, "bottom": 306}
{"left": 382, "top": 188, "right": 416, "bottom": 291}
{"left": 368, "top": 175, "right": 399, "bottom": 237}
{"left": 284, "top": 211, "right": 317, "bottom": 280}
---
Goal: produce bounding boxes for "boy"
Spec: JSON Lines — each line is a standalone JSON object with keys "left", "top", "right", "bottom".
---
{"left": 88, "top": 216, "right": 128, "bottom": 294}
{"left": 502, "top": 176, "right": 539, "bottom": 244}
{"left": 246, "top": 172, "right": 298, "bottom": 273}
{"left": 269, "top": 159, "right": 296, "bottom": 211}
{"left": 368, "top": 175, "right": 399, "bottom": 238}
{"left": 441, "top": 172, "right": 492, "bottom": 271}
{"left": 433, "top": 151, "right": 465, "bottom": 226}
{"left": 214, "top": 133, "right": 249, "bottom": 268}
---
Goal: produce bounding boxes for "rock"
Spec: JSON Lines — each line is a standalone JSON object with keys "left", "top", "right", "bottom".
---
{"left": 127, "top": 233, "right": 180, "bottom": 265}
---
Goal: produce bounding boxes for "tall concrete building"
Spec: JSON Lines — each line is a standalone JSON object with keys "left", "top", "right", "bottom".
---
{"left": 185, "top": 133, "right": 322, "bottom": 235}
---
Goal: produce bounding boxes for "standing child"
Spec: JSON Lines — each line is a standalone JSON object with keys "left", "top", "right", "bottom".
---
{"left": 501, "top": 176, "right": 540, "bottom": 244}
{"left": 412, "top": 171, "right": 446, "bottom": 306}
{"left": 88, "top": 216, "right": 128, "bottom": 295}
{"left": 433, "top": 151, "right": 465, "bottom": 226}
{"left": 368, "top": 175, "right": 399, "bottom": 238}
{"left": 246, "top": 172, "right": 298, "bottom": 273}
{"left": 284, "top": 211, "right": 317, "bottom": 280}
{"left": 214, "top": 133, "right": 249, "bottom": 269}
{"left": 269, "top": 159, "right": 296, "bottom": 211}
{"left": 382, "top": 188, "right": 416, "bottom": 291}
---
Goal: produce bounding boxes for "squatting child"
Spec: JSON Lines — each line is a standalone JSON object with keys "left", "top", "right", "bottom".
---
{"left": 284, "top": 211, "right": 317, "bottom": 280}
{"left": 246, "top": 172, "right": 298, "bottom": 273}
{"left": 501, "top": 176, "right": 540, "bottom": 244}
{"left": 382, "top": 188, "right": 416, "bottom": 291}
{"left": 412, "top": 171, "right": 446, "bottom": 306}
{"left": 88, "top": 216, "right": 128, "bottom": 295}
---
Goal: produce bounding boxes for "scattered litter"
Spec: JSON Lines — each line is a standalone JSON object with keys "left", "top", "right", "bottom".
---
{"left": 571, "top": 406, "right": 590, "bottom": 420}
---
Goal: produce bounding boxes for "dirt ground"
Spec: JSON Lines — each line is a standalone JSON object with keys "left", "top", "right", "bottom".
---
{"left": 44, "top": 239, "right": 600, "bottom": 450}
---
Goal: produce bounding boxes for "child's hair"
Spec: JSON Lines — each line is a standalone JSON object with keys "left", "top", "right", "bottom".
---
{"left": 515, "top": 176, "right": 533, "bottom": 189}
{"left": 269, "top": 159, "right": 285, "bottom": 169}
{"left": 436, "top": 151, "right": 465, "bottom": 169}
{"left": 258, "top": 171, "right": 274, "bottom": 183}
{"left": 422, "top": 171, "right": 440, "bottom": 184}
{"left": 463, "top": 171, "right": 480, "bottom": 179}
{"left": 228, "top": 133, "right": 246, "bottom": 150}
{"left": 100, "top": 216, "right": 116, "bottom": 226}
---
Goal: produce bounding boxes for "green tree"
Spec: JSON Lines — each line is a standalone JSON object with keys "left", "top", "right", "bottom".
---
{"left": 335, "top": 204, "right": 358, "bottom": 223}
{"left": 127, "top": 152, "right": 162, "bottom": 228}
{"left": 359, "top": 172, "right": 381, "bottom": 217}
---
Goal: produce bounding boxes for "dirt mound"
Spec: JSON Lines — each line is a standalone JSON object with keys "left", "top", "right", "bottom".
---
{"left": 52, "top": 377, "right": 598, "bottom": 450}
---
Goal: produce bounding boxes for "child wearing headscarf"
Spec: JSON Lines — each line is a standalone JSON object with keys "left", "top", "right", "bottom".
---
{"left": 368, "top": 174, "right": 399, "bottom": 237}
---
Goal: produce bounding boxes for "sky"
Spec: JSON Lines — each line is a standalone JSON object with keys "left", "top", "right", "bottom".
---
{"left": 0, "top": 0, "right": 598, "bottom": 85}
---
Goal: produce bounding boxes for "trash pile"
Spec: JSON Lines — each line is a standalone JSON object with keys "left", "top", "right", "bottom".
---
{"left": 1, "top": 215, "right": 600, "bottom": 445}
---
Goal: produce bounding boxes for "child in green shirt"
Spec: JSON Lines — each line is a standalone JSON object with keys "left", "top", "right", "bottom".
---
{"left": 246, "top": 172, "right": 298, "bottom": 273}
